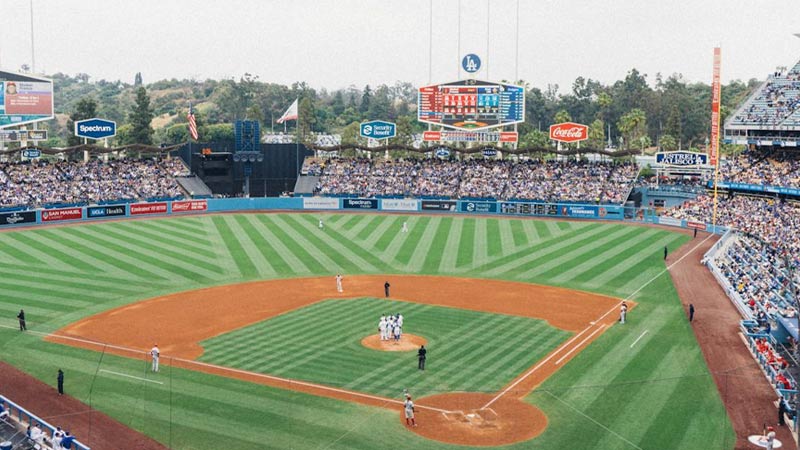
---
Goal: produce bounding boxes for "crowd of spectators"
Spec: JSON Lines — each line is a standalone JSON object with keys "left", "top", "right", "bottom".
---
{"left": 719, "top": 149, "right": 800, "bottom": 188}
{"left": 310, "top": 157, "right": 639, "bottom": 203}
{"left": 0, "top": 158, "right": 189, "bottom": 208}
{"left": 730, "top": 61, "right": 800, "bottom": 126}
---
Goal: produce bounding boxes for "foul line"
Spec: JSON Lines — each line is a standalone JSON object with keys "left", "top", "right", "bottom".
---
{"left": 555, "top": 325, "right": 606, "bottom": 366}
{"left": 481, "top": 234, "right": 717, "bottom": 410}
{"left": 0, "top": 324, "right": 449, "bottom": 414}
{"left": 630, "top": 330, "right": 649, "bottom": 348}
{"left": 98, "top": 369, "right": 163, "bottom": 385}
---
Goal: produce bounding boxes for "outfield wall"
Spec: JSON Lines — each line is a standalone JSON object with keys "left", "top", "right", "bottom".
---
{"left": 0, "top": 197, "right": 723, "bottom": 234}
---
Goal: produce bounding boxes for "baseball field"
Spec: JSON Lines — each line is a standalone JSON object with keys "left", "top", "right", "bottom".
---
{"left": 0, "top": 212, "right": 735, "bottom": 449}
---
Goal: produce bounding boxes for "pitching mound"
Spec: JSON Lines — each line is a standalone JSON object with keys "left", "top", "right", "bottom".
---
{"left": 361, "top": 334, "right": 427, "bottom": 352}
{"left": 408, "top": 392, "right": 546, "bottom": 446}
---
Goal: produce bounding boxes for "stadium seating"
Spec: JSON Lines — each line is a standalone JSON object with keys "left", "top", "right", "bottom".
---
{"left": 0, "top": 158, "right": 189, "bottom": 209}
{"left": 311, "top": 158, "right": 639, "bottom": 204}
{"left": 728, "top": 60, "right": 800, "bottom": 127}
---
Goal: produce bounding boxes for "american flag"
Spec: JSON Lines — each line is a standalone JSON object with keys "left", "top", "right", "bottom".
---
{"left": 187, "top": 106, "right": 199, "bottom": 141}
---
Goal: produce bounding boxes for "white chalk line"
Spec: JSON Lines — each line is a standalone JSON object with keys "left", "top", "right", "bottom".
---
{"left": 555, "top": 325, "right": 606, "bottom": 366}
{"left": 0, "top": 324, "right": 448, "bottom": 414}
{"left": 481, "top": 233, "right": 717, "bottom": 410}
{"left": 98, "top": 369, "right": 164, "bottom": 385}
{"left": 630, "top": 330, "right": 649, "bottom": 348}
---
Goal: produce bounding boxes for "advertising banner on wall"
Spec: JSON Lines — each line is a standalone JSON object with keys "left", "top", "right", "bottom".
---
{"left": 86, "top": 205, "right": 126, "bottom": 219}
{"left": 172, "top": 200, "right": 208, "bottom": 213}
{"left": 343, "top": 198, "right": 378, "bottom": 209}
{"left": 130, "top": 202, "right": 168, "bottom": 215}
{"left": 421, "top": 200, "right": 457, "bottom": 211}
{"left": 41, "top": 207, "right": 83, "bottom": 222}
{"left": 0, "top": 210, "right": 36, "bottom": 227}
{"left": 460, "top": 201, "right": 498, "bottom": 213}
{"left": 303, "top": 197, "right": 339, "bottom": 210}
{"left": 381, "top": 199, "right": 418, "bottom": 211}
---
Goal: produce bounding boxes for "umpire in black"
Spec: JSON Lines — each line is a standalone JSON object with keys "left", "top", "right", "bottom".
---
{"left": 384, "top": 281, "right": 391, "bottom": 298}
{"left": 17, "top": 309, "right": 26, "bottom": 331}
{"left": 417, "top": 345, "right": 427, "bottom": 370}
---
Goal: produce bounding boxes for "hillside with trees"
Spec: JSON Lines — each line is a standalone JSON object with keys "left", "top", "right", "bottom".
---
{"left": 36, "top": 70, "right": 759, "bottom": 153}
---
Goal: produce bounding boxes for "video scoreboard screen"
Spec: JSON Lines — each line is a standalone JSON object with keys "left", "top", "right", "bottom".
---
{"left": 418, "top": 79, "right": 524, "bottom": 131}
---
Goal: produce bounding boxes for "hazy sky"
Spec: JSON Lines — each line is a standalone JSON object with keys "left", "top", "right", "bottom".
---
{"left": 1, "top": 0, "right": 798, "bottom": 92}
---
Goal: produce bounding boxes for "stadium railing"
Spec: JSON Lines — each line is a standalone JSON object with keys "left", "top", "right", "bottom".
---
{"left": 0, "top": 395, "right": 90, "bottom": 450}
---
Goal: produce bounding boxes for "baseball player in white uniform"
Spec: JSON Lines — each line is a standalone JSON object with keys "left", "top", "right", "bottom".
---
{"left": 151, "top": 344, "right": 160, "bottom": 372}
{"left": 378, "top": 317, "right": 388, "bottom": 341}
{"left": 393, "top": 323, "right": 402, "bottom": 342}
{"left": 620, "top": 302, "right": 628, "bottom": 324}
{"left": 336, "top": 274, "right": 343, "bottom": 293}
{"left": 402, "top": 221, "right": 408, "bottom": 233}
{"left": 319, "top": 218, "right": 324, "bottom": 229}
{"left": 404, "top": 396, "right": 416, "bottom": 427}
{"left": 397, "top": 313, "right": 404, "bottom": 328}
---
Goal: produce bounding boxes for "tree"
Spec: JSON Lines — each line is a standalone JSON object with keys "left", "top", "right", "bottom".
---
{"left": 129, "top": 87, "right": 154, "bottom": 144}
{"left": 359, "top": 85, "right": 372, "bottom": 115}
{"left": 659, "top": 134, "right": 678, "bottom": 151}
{"left": 553, "top": 109, "right": 572, "bottom": 124}
{"left": 134, "top": 72, "right": 143, "bottom": 86}
{"left": 297, "top": 97, "right": 317, "bottom": 143}
{"left": 588, "top": 119, "right": 605, "bottom": 149}
{"left": 66, "top": 97, "right": 98, "bottom": 146}
{"left": 617, "top": 108, "right": 647, "bottom": 150}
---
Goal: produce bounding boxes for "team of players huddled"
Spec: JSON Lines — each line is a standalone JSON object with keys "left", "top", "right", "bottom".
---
{"left": 378, "top": 313, "right": 404, "bottom": 342}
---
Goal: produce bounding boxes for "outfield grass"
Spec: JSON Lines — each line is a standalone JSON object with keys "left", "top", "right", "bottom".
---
{"left": 199, "top": 297, "right": 571, "bottom": 398}
{"left": 0, "top": 213, "right": 734, "bottom": 449}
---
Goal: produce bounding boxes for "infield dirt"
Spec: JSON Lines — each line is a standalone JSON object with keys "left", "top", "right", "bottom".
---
{"left": 50, "top": 275, "right": 623, "bottom": 446}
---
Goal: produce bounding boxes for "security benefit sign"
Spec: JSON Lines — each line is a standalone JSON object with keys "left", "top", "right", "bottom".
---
{"left": 656, "top": 151, "right": 709, "bottom": 167}
{"left": 360, "top": 121, "right": 396, "bottom": 140}
{"left": 460, "top": 201, "right": 498, "bottom": 213}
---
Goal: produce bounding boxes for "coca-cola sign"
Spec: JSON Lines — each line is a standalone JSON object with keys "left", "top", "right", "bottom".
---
{"left": 549, "top": 122, "right": 589, "bottom": 143}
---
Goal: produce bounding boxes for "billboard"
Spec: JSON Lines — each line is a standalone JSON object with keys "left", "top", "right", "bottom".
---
{"left": 656, "top": 151, "right": 709, "bottom": 166}
{"left": 171, "top": 200, "right": 208, "bottom": 213}
{"left": 0, "top": 210, "right": 36, "bottom": 227}
{"left": 0, "top": 71, "right": 54, "bottom": 129}
{"left": 41, "top": 207, "right": 83, "bottom": 222}
{"left": 418, "top": 79, "right": 524, "bottom": 131}
{"left": 360, "top": 121, "right": 396, "bottom": 139}
{"left": 422, "top": 130, "right": 517, "bottom": 143}
{"left": 549, "top": 122, "right": 588, "bottom": 143}
{"left": 75, "top": 118, "right": 117, "bottom": 140}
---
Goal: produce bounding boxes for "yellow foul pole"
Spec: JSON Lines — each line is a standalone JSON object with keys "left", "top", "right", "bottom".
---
{"left": 710, "top": 48, "right": 722, "bottom": 230}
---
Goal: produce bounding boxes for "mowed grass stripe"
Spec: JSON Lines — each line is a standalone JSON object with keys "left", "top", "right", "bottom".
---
{"left": 0, "top": 266, "right": 141, "bottom": 293}
{"left": 0, "top": 234, "right": 45, "bottom": 265}
{"left": 386, "top": 216, "right": 430, "bottom": 266}
{"left": 533, "top": 221, "right": 551, "bottom": 239}
{"left": 366, "top": 216, "right": 400, "bottom": 251}
{"left": 261, "top": 215, "right": 339, "bottom": 273}
{"left": 147, "top": 216, "right": 208, "bottom": 236}
{"left": 83, "top": 225, "right": 225, "bottom": 278}
{"left": 0, "top": 232, "right": 102, "bottom": 272}
{"left": 485, "top": 219, "right": 503, "bottom": 257}
{"left": 0, "top": 282, "right": 97, "bottom": 306}
{"left": 269, "top": 215, "right": 352, "bottom": 274}
{"left": 509, "top": 219, "right": 528, "bottom": 247}
{"left": 403, "top": 216, "right": 443, "bottom": 271}
{"left": 200, "top": 300, "right": 348, "bottom": 355}
{"left": 228, "top": 215, "right": 277, "bottom": 277}
{"left": 76, "top": 226, "right": 221, "bottom": 282}
{"left": 420, "top": 217, "right": 453, "bottom": 273}
{"left": 519, "top": 225, "right": 640, "bottom": 280}
{"left": 137, "top": 219, "right": 211, "bottom": 245}
{"left": 0, "top": 232, "right": 79, "bottom": 271}
{"left": 521, "top": 219, "right": 540, "bottom": 243}
{"left": 291, "top": 214, "right": 386, "bottom": 273}
{"left": 455, "top": 218, "right": 475, "bottom": 268}
{"left": 436, "top": 217, "right": 462, "bottom": 273}
{"left": 248, "top": 215, "right": 310, "bottom": 274}
{"left": 472, "top": 219, "right": 489, "bottom": 268}
{"left": 496, "top": 218, "right": 515, "bottom": 256}
{"left": 202, "top": 299, "right": 366, "bottom": 360}
{"left": 232, "top": 215, "right": 285, "bottom": 276}
{"left": 353, "top": 215, "right": 379, "bottom": 241}
{"left": 30, "top": 229, "right": 141, "bottom": 275}
{"left": 52, "top": 228, "right": 169, "bottom": 280}
{"left": 112, "top": 222, "right": 217, "bottom": 259}
{"left": 479, "top": 223, "right": 615, "bottom": 277}
{"left": 211, "top": 216, "right": 258, "bottom": 279}
{"left": 580, "top": 232, "right": 681, "bottom": 288}
{"left": 536, "top": 227, "right": 658, "bottom": 282}
{"left": 0, "top": 269, "right": 134, "bottom": 297}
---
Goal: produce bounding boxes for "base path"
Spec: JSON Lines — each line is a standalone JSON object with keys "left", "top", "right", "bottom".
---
{"left": 668, "top": 233, "right": 797, "bottom": 450}
{"left": 50, "top": 275, "right": 622, "bottom": 446}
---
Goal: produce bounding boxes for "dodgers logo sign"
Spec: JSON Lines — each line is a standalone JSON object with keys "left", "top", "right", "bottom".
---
{"left": 461, "top": 54, "right": 481, "bottom": 73}
{"left": 75, "top": 118, "right": 117, "bottom": 140}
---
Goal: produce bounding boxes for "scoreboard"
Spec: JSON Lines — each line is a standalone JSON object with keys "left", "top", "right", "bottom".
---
{"left": 418, "top": 79, "right": 525, "bottom": 131}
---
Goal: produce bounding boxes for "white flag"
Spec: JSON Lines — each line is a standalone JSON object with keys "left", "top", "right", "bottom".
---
{"left": 277, "top": 99, "right": 299, "bottom": 123}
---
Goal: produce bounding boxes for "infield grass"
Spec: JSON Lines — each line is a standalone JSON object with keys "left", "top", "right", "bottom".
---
{"left": 0, "top": 213, "right": 735, "bottom": 449}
